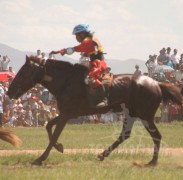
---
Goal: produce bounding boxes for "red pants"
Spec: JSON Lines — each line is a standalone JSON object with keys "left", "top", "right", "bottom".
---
{"left": 89, "top": 59, "right": 107, "bottom": 87}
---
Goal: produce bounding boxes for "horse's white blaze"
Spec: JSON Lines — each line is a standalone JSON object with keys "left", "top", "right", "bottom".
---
{"left": 136, "top": 76, "right": 158, "bottom": 87}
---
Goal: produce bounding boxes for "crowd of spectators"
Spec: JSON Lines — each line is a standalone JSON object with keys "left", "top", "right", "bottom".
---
{"left": 145, "top": 47, "right": 183, "bottom": 83}
{"left": 154, "top": 102, "right": 183, "bottom": 123}
{"left": 0, "top": 81, "right": 59, "bottom": 127}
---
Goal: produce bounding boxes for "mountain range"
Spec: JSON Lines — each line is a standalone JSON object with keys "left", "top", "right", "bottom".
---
{"left": 0, "top": 43, "right": 148, "bottom": 74}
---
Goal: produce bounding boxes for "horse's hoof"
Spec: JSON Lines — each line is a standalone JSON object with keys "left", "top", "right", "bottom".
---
{"left": 55, "top": 143, "right": 64, "bottom": 153}
{"left": 145, "top": 160, "right": 158, "bottom": 167}
{"left": 31, "top": 159, "right": 42, "bottom": 166}
{"left": 96, "top": 154, "right": 104, "bottom": 161}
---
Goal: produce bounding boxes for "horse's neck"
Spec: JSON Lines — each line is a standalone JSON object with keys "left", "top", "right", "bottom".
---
{"left": 40, "top": 68, "right": 73, "bottom": 97}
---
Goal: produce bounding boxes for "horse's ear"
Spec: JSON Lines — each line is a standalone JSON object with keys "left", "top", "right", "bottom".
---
{"left": 26, "top": 55, "right": 30, "bottom": 64}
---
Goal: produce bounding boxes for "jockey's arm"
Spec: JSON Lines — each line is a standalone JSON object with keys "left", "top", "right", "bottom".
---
{"left": 50, "top": 39, "right": 95, "bottom": 56}
{"left": 74, "top": 38, "right": 95, "bottom": 53}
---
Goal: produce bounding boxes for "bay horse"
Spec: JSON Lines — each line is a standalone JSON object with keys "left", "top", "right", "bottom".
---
{"left": 7, "top": 56, "right": 183, "bottom": 166}
{"left": 0, "top": 128, "right": 21, "bottom": 147}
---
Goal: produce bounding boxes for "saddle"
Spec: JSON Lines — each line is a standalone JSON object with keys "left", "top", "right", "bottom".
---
{"left": 85, "top": 67, "right": 113, "bottom": 88}
{"left": 100, "top": 72, "right": 113, "bottom": 87}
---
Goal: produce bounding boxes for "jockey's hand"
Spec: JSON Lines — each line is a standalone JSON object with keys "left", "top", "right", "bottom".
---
{"left": 49, "top": 50, "right": 65, "bottom": 56}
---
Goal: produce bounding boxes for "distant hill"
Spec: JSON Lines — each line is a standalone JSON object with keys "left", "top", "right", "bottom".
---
{"left": 106, "top": 58, "right": 147, "bottom": 74}
{"left": 0, "top": 43, "right": 147, "bottom": 74}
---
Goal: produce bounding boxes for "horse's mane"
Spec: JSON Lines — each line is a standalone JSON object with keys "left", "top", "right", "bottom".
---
{"left": 28, "top": 55, "right": 89, "bottom": 76}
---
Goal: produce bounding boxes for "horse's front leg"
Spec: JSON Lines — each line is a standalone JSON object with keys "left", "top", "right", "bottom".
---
{"left": 97, "top": 107, "right": 135, "bottom": 161}
{"left": 32, "top": 115, "right": 68, "bottom": 166}
{"left": 46, "top": 117, "right": 64, "bottom": 153}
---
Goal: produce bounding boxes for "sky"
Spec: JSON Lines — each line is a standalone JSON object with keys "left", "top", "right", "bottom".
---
{"left": 1, "top": 0, "right": 183, "bottom": 61}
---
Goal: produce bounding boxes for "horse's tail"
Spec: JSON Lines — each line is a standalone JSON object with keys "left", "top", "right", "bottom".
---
{"left": 159, "top": 82, "right": 183, "bottom": 105}
{"left": 0, "top": 128, "right": 22, "bottom": 147}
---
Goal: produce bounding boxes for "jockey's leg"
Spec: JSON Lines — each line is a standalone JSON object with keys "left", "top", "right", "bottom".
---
{"left": 88, "top": 59, "right": 108, "bottom": 108}
{"left": 86, "top": 79, "right": 108, "bottom": 108}
{"left": 95, "top": 82, "right": 108, "bottom": 108}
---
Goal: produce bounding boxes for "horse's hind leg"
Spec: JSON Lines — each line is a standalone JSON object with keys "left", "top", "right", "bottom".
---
{"left": 141, "top": 119, "right": 162, "bottom": 166}
{"left": 46, "top": 117, "right": 64, "bottom": 153}
{"left": 97, "top": 107, "right": 135, "bottom": 161}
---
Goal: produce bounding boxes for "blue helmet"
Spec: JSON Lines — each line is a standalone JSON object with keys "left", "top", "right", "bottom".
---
{"left": 72, "top": 24, "right": 90, "bottom": 35}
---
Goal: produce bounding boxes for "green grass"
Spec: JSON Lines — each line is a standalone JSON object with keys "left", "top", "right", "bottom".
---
{"left": 0, "top": 121, "right": 183, "bottom": 180}
{"left": 1, "top": 121, "right": 183, "bottom": 150}
{"left": 0, "top": 153, "right": 183, "bottom": 180}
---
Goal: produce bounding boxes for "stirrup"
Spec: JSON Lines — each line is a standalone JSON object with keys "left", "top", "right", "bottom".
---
{"left": 96, "top": 101, "right": 108, "bottom": 108}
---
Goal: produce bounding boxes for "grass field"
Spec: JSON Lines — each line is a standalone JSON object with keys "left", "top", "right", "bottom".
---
{"left": 0, "top": 121, "right": 183, "bottom": 180}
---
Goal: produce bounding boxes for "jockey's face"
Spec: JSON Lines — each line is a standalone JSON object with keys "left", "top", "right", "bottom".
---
{"left": 75, "top": 32, "right": 86, "bottom": 43}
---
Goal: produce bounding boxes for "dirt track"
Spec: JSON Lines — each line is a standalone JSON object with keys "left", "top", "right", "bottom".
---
{"left": 0, "top": 148, "right": 183, "bottom": 156}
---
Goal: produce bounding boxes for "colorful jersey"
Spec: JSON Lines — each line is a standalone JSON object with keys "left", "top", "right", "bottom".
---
{"left": 74, "top": 36, "right": 104, "bottom": 57}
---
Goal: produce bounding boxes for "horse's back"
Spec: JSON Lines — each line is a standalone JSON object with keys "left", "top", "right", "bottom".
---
{"left": 110, "top": 74, "right": 161, "bottom": 106}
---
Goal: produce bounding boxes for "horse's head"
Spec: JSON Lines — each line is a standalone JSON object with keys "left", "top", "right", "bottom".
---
{"left": 7, "top": 56, "right": 44, "bottom": 99}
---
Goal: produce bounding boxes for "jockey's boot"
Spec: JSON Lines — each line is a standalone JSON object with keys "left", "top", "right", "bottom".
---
{"left": 95, "top": 84, "right": 108, "bottom": 108}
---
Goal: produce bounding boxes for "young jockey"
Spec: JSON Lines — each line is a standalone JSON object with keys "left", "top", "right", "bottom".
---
{"left": 50, "top": 24, "right": 108, "bottom": 108}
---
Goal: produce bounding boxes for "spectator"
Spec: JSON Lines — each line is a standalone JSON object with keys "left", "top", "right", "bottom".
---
{"left": 173, "top": 70, "right": 183, "bottom": 81}
{"left": 153, "top": 54, "right": 158, "bottom": 65}
{"left": 166, "top": 47, "right": 171, "bottom": 59}
{"left": 44, "top": 109, "right": 51, "bottom": 123}
{"left": 171, "top": 49, "right": 180, "bottom": 70}
{"left": 41, "top": 52, "right": 48, "bottom": 61}
{"left": 146, "top": 55, "right": 157, "bottom": 77}
{"left": 0, "top": 94, "right": 3, "bottom": 126}
{"left": 8, "top": 66, "right": 15, "bottom": 74}
{"left": 37, "top": 100, "right": 45, "bottom": 110}
{"left": 179, "top": 54, "right": 183, "bottom": 66}
{"left": 31, "top": 96, "right": 39, "bottom": 111}
{"left": 157, "top": 48, "right": 167, "bottom": 65}
{"left": 16, "top": 110, "right": 26, "bottom": 126}
{"left": 160, "top": 104, "right": 169, "bottom": 122}
{"left": 3, "top": 105, "right": 10, "bottom": 125}
{"left": 168, "top": 103, "right": 178, "bottom": 122}
{"left": 2, "top": 82, "right": 9, "bottom": 93}
{"left": 24, "top": 105, "right": 33, "bottom": 126}
{"left": 145, "top": 55, "right": 152, "bottom": 67}
{"left": 166, "top": 56, "right": 173, "bottom": 68}
{"left": 134, "top": 65, "right": 142, "bottom": 75}
{"left": 8, "top": 99, "right": 17, "bottom": 109}
{"left": 40, "top": 89, "right": 49, "bottom": 104}
{"left": 9, "top": 109, "right": 17, "bottom": 127}
{"left": 50, "top": 107, "right": 58, "bottom": 119}
{"left": 36, "top": 49, "right": 42, "bottom": 58}
{"left": 21, "top": 90, "right": 32, "bottom": 106}
{"left": 1, "top": 55, "right": 11, "bottom": 71}
{"left": 38, "top": 109, "right": 48, "bottom": 126}
{"left": 32, "top": 108, "right": 39, "bottom": 127}
{"left": 0, "top": 84, "right": 5, "bottom": 96}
